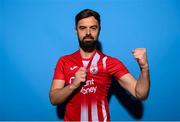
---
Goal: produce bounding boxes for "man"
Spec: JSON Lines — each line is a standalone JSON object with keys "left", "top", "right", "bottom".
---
{"left": 50, "top": 9, "right": 150, "bottom": 121}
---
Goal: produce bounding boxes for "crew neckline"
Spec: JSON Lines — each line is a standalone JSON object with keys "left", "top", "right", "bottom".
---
{"left": 81, "top": 50, "right": 97, "bottom": 61}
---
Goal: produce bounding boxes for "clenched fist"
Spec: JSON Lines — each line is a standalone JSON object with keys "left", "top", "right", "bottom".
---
{"left": 72, "top": 67, "right": 87, "bottom": 88}
{"left": 132, "top": 48, "right": 149, "bottom": 70}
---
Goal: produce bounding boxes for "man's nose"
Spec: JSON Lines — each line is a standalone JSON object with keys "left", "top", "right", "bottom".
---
{"left": 86, "top": 28, "right": 91, "bottom": 35}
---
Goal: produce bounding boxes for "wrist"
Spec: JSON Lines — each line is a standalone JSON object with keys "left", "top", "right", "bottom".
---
{"left": 69, "top": 83, "right": 79, "bottom": 90}
{"left": 140, "top": 64, "right": 149, "bottom": 71}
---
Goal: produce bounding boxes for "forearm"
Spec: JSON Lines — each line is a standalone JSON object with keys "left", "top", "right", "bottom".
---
{"left": 50, "top": 84, "right": 77, "bottom": 105}
{"left": 135, "top": 66, "right": 150, "bottom": 100}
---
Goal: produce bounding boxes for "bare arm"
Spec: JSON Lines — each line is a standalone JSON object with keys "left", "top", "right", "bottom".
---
{"left": 49, "top": 67, "right": 86, "bottom": 105}
{"left": 49, "top": 79, "right": 77, "bottom": 105}
{"left": 135, "top": 66, "right": 150, "bottom": 99}
{"left": 118, "top": 48, "right": 150, "bottom": 100}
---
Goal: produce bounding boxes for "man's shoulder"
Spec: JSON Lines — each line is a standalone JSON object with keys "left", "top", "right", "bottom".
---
{"left": 103, "top": 54, "right": 124, "bottom": 66}
{"left": 102, "top": 53, "right": 118, "bottom": 61}
{"left": 96, "top": 50, "right": 120, "bottom": 62}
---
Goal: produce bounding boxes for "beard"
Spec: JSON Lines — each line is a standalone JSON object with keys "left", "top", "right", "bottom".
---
{"left": 78, "top": 34, "right": 98, "bottom": 52}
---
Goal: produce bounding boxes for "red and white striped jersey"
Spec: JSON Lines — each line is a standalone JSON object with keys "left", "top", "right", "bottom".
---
{"left": 53, "top": 50, "right": 129, "bottom": 121}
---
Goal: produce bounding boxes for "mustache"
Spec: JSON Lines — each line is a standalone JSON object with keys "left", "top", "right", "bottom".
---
{"left": 83, "top": 35, "right": 94, "bottom": 40}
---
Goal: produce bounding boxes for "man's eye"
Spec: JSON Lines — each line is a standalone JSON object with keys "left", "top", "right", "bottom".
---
{"left": 91, "top": 26, "right": 97, "bottom": 30}
{"left": 79, "top": 27, "right": 86, "bottom": 30}
{"left": 92, "top": 27, "right": 97, "bottom": 30}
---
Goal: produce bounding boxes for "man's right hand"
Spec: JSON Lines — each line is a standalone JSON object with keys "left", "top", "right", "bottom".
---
{"left": 72, "top": 67, "right": 86, "bottom": 89}
{"left": 50, "top": 67, "right": 87, "bottom": 105}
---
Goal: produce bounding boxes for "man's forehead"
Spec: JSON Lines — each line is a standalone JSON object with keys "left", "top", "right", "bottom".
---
{"left": 77, "top": 16, "right": 98, "bottom": 26}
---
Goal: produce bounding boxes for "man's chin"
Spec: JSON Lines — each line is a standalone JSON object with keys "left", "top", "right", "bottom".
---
{"left": 78, "top": 39, "right": 97, "bottom": 52}
{"left": 82, "top": 47, "right": 96, "bottom": 52}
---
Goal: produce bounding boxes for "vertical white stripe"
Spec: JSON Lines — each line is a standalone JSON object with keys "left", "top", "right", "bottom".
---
{"left": 101, "top": 100, "right": 107, "bottom": 122}
{"left": 91, "top": 52, "right": 100, "bottom": 67}
{"left": 91, "top": 101, "right": 99, "bottom": 121}
{"left": 102, "top": 56, "right": 107, "bottom": 70}
{"left": 90, "top": 52, "right": 100, "bottom": 74}
{"left": 81, "top": 104, "right": 88, "bottom": 121}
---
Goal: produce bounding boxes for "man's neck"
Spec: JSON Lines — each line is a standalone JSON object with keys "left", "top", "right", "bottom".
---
{"left": 80, "top": 48, "right": 96, "bottom": 59}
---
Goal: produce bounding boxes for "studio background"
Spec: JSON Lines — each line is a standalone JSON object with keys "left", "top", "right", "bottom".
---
{"left": 0, "top": 0, "right": 180, "bottom": 121}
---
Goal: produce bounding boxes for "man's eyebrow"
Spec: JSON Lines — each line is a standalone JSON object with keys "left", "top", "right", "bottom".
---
{"left": 78, "top": 26, "right": 86, "bottom": 28}
{"left": 90, "top": 25, "right": 98, "bottom": 28}
{"left": 78, "top": 25, "right": 98, "bottom": 28}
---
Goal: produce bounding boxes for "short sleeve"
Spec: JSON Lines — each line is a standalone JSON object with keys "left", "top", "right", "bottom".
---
{"left": 53, "top": 57, "right": 65, "bottom": 80}
{"left": 107, "top": 57, "right": 129, "bottom": 80}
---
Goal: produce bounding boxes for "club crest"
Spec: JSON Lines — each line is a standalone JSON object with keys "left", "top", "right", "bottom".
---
{"left": 90, "top": 65, "right": 98, "bottom": 74}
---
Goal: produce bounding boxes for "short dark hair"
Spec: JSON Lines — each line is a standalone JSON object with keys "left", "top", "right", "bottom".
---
{"left": 75, "top": 9, "right": 101, "bottom": 28}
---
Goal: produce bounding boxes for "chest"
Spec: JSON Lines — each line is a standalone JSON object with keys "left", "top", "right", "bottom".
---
{"left": 63, "top": 59, "right": 110, "bottom": 86}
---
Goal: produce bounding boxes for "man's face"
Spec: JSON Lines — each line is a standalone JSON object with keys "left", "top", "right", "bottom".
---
{"left": 76, "top": 16, "right": 100, "bottom": 52}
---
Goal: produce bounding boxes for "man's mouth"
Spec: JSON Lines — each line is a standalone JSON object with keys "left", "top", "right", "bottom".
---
{"left": 83, "top": 38, "right": 94, "bottom": 41}
{"left": 83, "top": 35, "right": 94, "bottom": 41}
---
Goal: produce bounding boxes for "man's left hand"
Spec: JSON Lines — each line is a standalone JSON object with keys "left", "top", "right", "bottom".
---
{"left": 132, "top": 48, "right": 148, "bottom": 70}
